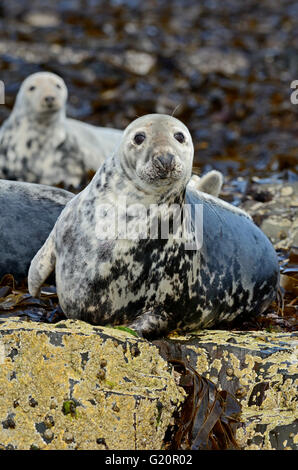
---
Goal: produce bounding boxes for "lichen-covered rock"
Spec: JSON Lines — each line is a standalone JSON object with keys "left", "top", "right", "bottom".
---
{"left": 155, "top": 330, "right": 298, "bottom": 450}
{"left": 0, "top": 318, "right": 184, "bottom": 450}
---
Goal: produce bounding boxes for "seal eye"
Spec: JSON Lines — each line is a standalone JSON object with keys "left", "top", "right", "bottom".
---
{"left": 134, "top": 133, "right": 146, "bottom": 145}
{"left": 56, "top": 83, "right": 62, "bottom": 89}
{"left": 29, "top": 86, "right": 36, "bottom": 92}
{"left": 174, "top": 132, "right": 185, "bottom": 143}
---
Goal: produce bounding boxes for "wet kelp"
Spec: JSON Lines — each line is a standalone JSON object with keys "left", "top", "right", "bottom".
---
{"left": 165, "top": 360, "right": 241, "bottom": 450}
{"left": 0, "top": 274, "right": 64, "bottom": 323}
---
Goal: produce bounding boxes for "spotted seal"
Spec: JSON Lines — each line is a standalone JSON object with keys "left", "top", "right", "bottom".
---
{"left": 28, "top": 114, "right": 279, "bottom": 338}
{"left": 0, "top": 72, "right": 122, "bottom": 189}
{"left": 0, "top": 180, "right": 73, "bottom": 280}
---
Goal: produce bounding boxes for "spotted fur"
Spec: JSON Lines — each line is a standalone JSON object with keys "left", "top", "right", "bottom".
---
{"left": 28, "top": 114, "right": 279, "bottom": 338}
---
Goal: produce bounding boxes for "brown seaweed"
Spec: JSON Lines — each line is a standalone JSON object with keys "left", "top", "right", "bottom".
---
{"left": 0, "top": 274, "right": 65, "bottom": 323}
{"left": 161, "top": 358, "right": 242, "bottom": 450}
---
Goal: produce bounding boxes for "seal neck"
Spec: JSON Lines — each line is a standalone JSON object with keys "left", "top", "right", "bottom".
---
{"left": 10, "top": 106, "right": 66, "bottom": 128}
{"left": 102, "top": 154, "right": 187, "bottom": 207}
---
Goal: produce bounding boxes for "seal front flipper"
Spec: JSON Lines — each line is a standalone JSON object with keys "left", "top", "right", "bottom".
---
{"left": 189, "top": 170, "right": 223, "bottom": 197}
{"left": 28, "top": 230, "right": 56, "bottom": 298}
{"left": 128, "top": 308, "right": 175, "bottom": 340}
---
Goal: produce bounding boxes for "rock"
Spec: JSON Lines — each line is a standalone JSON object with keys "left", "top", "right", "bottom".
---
{"left": 124, "top": 50, "right": 156, "bottom": 76}
{"left": 242, "top": 182, "right": 298, "bottom": 250}
{"left": 187, "top": 47, "right": 249, "bottom": 75}
{"left": 238, "top": 410, "right": 297, "bottom": 450}
{"left": 261, "top": 217, "right": 292, "bottom": 243}
{"left": 155, "top": 329, "right": 298, "bottom": 450}
{"left": 24, "top": 11, "right": 61, "bottom": 28}
{"left": 104, "top": 50, "right": 156, "bottom": 76}
{"left": 281, "top": 186, "right": 294, "bottom": 197}
{"left": 0, "top": 318, "right": 184, "bottom": 450}
{"left": 0, "top": 40, "right": 89, "bottom": 66}
{"left": 1, "top": 317, "right": 296, "bottom": 450}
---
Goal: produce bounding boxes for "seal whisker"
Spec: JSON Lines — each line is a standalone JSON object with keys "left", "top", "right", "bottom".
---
{"left": 171, "top": 104, "right": 181, "bottom": 117}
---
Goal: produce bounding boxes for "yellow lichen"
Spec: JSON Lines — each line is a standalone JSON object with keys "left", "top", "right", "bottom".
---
{"left": 0, "top": 318, "right": 184, "bottom": 450}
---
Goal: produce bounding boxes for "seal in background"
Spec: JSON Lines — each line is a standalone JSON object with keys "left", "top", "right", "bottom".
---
{"left": 0, "top": 72, "right": 122, "bottom": 189}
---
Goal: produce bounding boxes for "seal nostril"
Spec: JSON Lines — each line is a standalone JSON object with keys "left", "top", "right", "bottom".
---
{"left": 156, "top": 153, "right": 175, "bottom": 170}
{"left": 44, "top": 96, "right": 55, "bottom": 104}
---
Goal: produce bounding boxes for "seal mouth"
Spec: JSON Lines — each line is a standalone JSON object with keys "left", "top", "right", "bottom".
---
{"left": 154, "top": 168, "right": 176, "bottom": 180}
{"left": 39, "top": 104, "right": 62, "bottom": 114}
{"left": 136, "top": 156, "right": 184, "bottom": 186}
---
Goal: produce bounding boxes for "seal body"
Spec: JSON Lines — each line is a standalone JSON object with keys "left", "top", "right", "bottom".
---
{"left": 0, "top": 180, "right": 73, "bottom": 280}
{"left": 28, "top": 114, "right": 279, "bottom": 338}
{"left": 0, "top": 72, "right": 122, "bottom": 189}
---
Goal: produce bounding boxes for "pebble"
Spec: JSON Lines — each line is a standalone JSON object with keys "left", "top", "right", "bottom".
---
{"left": 125, "top": 51, "right": 156, "bottom": 75}
{"left": 24, "top": 11, "right": 60, "bottom": 28}
{"left": 280, "top": 186, "right": 293, "bottom": 197}
{"left": 188, "top": 48, "right": 249, "bottom": 75}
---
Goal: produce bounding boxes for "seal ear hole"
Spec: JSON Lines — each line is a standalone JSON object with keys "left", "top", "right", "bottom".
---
{"left": 28, "top": 86, "right": 36, "bottom": 92}
{"left": 56, "top": 83, "right": 62, "bottom": 89}
{"left": 134, "top": 133, "right": 146, "bottom": 145}
{"left": 174, "top": 132, "right": 185, "bottom": 143}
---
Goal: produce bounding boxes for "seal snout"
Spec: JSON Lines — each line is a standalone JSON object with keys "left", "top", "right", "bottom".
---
{"left": 44, "top": 95, "right": 55, "bottom": 104}
{"left": 155, "top": 153, "right": 175, "bottom": 172}
{"left": 43, "top": 95, "right": 56, "bottom": 109}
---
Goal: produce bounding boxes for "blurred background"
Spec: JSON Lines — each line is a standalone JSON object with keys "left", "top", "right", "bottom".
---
{"left": 0, "top": 0, "right": 297, "bottom": 186}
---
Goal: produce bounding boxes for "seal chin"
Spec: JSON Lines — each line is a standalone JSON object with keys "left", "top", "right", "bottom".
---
{"left": 39, "top": 104, "right": 62, "bottom": 114}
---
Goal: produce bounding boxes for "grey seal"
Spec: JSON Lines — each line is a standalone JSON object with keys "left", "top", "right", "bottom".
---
{"left": 28, "top": 114, "right": 279, "bottom": 338}
{"left": 0, "top": 72, "right": 122, "bottom": 189}
{"left": 0, "top": 180, "right": 73, "bottom": 280}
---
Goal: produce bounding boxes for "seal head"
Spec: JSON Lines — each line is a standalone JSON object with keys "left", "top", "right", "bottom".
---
{"left": 13, "top": 72, "right": 67, "bottom": 121}
{"left": 118, "top": 114, "right": 193, "bottom": 192}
